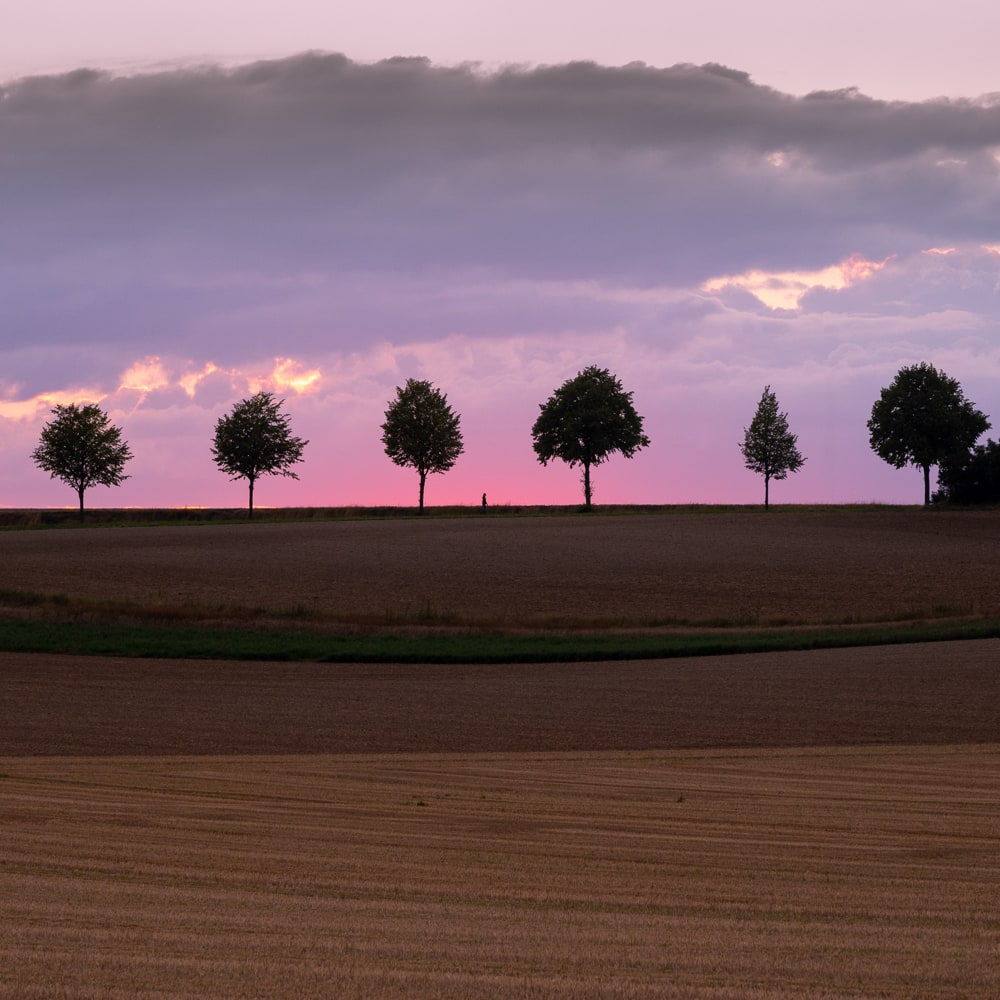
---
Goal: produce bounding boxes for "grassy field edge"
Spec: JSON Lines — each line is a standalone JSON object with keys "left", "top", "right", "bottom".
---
{"left": 2, "top": 615, "right": 999, "bottom": 663}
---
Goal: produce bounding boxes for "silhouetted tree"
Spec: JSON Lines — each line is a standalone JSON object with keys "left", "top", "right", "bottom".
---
{"left": 31, "top": 403, "right": 133, "bottom": 521}
{"left": 212, "top": 391, "right": 307, "bottom": 518}
{"left": 739, "top": 385, "right": 805, "bottom": 509}
{"left": 934, "top": 439, "right": 1000, "bottom": 504}
{"left": 868, "top": 363, "right": 990, "bottom": 505}
{"left": 531, "top": 366, "right": 649, "bottom": 509}
{"left": 381, "top": 378, "right": 463, "bottom": 512}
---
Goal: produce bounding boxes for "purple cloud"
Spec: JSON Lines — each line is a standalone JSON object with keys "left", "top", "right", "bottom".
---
{"left": 2, "top": 54, "right": 999, "bottom": 506}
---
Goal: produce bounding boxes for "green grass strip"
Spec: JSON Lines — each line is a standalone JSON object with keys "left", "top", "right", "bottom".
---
{"left": 2, "top": 617, "right": 1000, "bottom": 663}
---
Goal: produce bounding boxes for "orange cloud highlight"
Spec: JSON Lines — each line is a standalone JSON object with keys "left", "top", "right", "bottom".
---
{"left": 179, "top": 362, "right": 225, "bottom": 398}
{"left": 120, "top": 356, "right": 171, "bottom": 394}
{"left": 255, "top": 358, "right": 322, "bottom": 395}
{"left": 702, "top": 253, "right": 891, "bottom": 310}
{"left": 0, "top": 387, "right": 106, "bottom": 422}
{"left": 1, "top": 353, "right": 324, "bottom": 426}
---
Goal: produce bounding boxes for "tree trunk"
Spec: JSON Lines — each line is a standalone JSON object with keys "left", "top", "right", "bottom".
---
{"left": 583, "top": 462, "right": 592, "bottom": 509}
{"left": 418, "top": 471, "right": 426, "bottom": 513}
{"left": 77, "top": 487, "right": 85, "bottom": 523}
{"left": 922, "top": 464, "right": 931, "bottom": 506}
{"left": 764, "top": 474, "right": 770, "bottom": 510}
{"left": 248, "top": 478, "right": 255, "bottom": 520}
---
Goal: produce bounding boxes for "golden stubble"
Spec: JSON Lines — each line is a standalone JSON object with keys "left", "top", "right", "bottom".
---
{"left": 2, "top": 746, "right": 998, "bottom": 999}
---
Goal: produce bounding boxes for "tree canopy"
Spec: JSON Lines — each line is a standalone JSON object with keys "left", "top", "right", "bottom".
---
{"left": 381, "top": 378, "right": 464, "bottom": 512}
{"left": 867, "top": 362, "right": 990, "bottom": 505}
{"left": 934, "top": 438, "right": 1000, "bottom": 505}
{"left": 31, "top": 403, "right": 133, "bottom": 519}
{"left": 739, "top": 385, "right": 805, "bottom": 509}
{"left": 531, "top": 366, "right": 649, "bottom": 509}
{"left": 211, "top": 391, "right": 308, "bottom": 517}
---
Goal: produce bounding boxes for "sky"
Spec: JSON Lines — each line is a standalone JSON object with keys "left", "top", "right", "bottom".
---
{"left": 2, "top": 1, "right": 1000, "bottom": 508}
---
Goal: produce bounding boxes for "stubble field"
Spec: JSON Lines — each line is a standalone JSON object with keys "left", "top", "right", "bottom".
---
{"left": 2, "top": 508, "right": 999, "bottom": 997}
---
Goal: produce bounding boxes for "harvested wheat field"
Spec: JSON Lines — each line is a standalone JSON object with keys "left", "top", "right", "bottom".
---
{"left": 2, "top": 509, "right": 1000, "bottom": 997}
{"left": 3, "top": 743, "right": 999, "bottom": 999}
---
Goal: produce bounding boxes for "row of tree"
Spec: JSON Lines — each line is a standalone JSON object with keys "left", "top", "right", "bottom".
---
{"left": 27, "top": 362, "right": 993, "bottom": 518}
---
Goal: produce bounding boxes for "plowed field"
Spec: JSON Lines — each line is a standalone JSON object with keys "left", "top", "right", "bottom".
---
{"left": 3, "top": 507, "right": 999, "bottom": 625}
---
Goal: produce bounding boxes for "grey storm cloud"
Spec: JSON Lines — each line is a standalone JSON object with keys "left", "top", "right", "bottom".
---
{"left": 3, "top": 51, "right": 1000, "bottom": 380}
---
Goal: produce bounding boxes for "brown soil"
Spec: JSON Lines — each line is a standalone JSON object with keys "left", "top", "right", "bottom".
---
{"left": 3, "top": 508, "right": 999, "bottom": 626}
{"left": 2, "top": 640, "right": 998, "bottom": 756}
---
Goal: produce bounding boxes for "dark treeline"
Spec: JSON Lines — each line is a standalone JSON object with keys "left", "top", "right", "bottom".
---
{"left": 934, "top": 440, "right": 1000, "bottom": 505}
{"left": 21, "top": 362, "right": 998, "bottom": 516}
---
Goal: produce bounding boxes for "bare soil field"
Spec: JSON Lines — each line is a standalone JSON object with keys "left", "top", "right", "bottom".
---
{"left": 3, "top": 507, "right": 999, "bottom": 626}
{"left": 3, "top": 510, "right": 999, "bottom": 997}
{"left": 2, "top": 642, "right": 998, "bottom": 756}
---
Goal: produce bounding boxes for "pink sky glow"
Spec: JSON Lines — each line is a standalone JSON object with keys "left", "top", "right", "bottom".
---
{"left": 2, "top": 10, "right": 999, "bottom": 509}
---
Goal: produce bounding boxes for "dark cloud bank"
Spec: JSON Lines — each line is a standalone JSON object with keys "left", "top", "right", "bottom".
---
{"left": 2, "top": 52, "right": 1000, "bottom": 384}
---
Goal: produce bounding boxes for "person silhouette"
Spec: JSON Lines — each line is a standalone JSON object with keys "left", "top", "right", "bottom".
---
{"left": 481, "top": 492, "right": 488, "bottom": 510}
